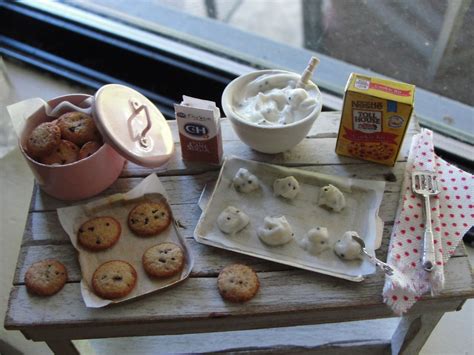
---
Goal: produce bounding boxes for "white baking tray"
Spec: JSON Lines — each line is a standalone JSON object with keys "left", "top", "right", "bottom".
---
{"left": 194, "top": 157, "right": 385, "bottom": 282}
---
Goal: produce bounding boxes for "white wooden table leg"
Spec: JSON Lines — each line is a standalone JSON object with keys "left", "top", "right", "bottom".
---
{"left": 45, "top": 340, "right": 80, "bottom": 355}
{"left": 391, "top": 311, "right": 444, "bottom": 355}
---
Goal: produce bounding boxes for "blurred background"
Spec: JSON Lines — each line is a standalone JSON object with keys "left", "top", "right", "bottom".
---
{"left": 69, "top": 0, "right": 474, "bottom": 105}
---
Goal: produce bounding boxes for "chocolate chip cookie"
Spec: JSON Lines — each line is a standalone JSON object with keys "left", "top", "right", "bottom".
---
{"left": 40, "top": 139, "right": 79, "bottom": 165}
{"left": 79, "top": 141, "right": 102, "bottom": 159}
{"left": 142, "top": 242, "right": 185, "bottom": 278}
{"left": 77, "top": 216, "right": 121, "bottom": 251}
{"left": 26, "top": 121, "right": 61, "bottom": 158}
{"left": 92, "top": 260, "right": 137, "bottom": 299}
{"left": 128, "top": 200, "right": 172, "bottom": 237}
{"left": 25, "top": 259, "right": 68, "bottom": 296}
{"left": 57, "top": 111, "right": 99, "bottom": 146}
{"left": 217, "top": 264, "right": 259, "bottom": 303}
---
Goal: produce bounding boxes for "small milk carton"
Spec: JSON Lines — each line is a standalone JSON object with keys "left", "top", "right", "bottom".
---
{"left": 174, "top": 96, "right": 223, "bottom": 164}
{"left": 335, "top": 73, "right": 415, "bottom": 166}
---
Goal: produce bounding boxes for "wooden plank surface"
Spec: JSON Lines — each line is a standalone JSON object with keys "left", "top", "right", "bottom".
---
{"left": 5, "top": 111, "right": 473, "bottom": 339}
{"left": 29, "top": 164, "right": 407, "bottom": 212}
{"left": 5, "top": 257, "right": 472, "bottom": 334}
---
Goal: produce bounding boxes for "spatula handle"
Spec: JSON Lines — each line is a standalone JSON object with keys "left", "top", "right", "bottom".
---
{"left": 422, "top": 195, "right": 436, "bottom": 272}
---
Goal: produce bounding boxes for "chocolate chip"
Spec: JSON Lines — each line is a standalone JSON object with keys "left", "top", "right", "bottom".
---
{"left": 159, "top": 258, "right": 166, "bottom": 263}
{"left": 248, "top": 180, "right": 252, "bottom": 184}
{"left": 144, "top": 218, "right": 149, "bottom": 224}
{"left": 68, "top": 127, "right": 76, "bottom": 132}
{"left": 152, "top": 210, "right": 158, "bottom": 213}
{"left": 96, "top": 240, "right": 101, "bottom": 244}
{"left": 106, "top": 223, "right": 110, "bottom": 226}
{"left": 79, "top": 228, "right": 84, "bottom": 233}
{"left": 384, "top": 173, "right": 397, "bottom": 182}
{"left": 88, "top": 227, "right": 94, "bottom": 231}
{"left": 113, "top": 276, "right": 123, "bottom": 281}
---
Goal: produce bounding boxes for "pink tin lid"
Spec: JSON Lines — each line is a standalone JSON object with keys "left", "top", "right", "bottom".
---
{"left": 93, "top": 84, "right": 174, "bottom": 167}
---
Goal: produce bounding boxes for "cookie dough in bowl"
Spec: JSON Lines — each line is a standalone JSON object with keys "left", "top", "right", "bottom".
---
{"left": 222, "top": 69, "right": 322, "bottom": 154}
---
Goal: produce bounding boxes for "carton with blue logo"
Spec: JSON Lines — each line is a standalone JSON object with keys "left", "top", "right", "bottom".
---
{"left": 175, "top": 96, "right": 223, "bottom": 164}
{"left": 335, "top": 73, "right": 415, "bottom": 166}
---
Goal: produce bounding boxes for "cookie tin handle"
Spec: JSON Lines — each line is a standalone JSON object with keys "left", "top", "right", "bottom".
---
{"left": 129, "top": 99, "right": 152, "bottom": 148}
{"left": 47, "top": 97, "right": 94, "bottom": 117}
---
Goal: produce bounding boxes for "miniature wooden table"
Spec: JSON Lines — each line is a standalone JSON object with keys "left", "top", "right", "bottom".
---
{"left": 4, "top": 112, "right": 474, "bottom": 354}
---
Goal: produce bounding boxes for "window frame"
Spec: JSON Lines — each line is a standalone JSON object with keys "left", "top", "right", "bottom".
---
{"left": 1, "top": 0, "right": 472, "bottom": 160}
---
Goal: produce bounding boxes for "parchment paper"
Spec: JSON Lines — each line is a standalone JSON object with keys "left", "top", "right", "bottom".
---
{"left": 57, "top": 174, "right": 194, "bottom": 307}
{"left": 194, "top": 157, "right": 385, "bottom": 282}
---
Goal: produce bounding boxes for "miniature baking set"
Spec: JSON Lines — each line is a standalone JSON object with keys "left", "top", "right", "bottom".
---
{"left": 6, "top": 58, "right": 473, "bottom": 319}
{"left": 5, "top": 56, "right": 474, "bottom": 353}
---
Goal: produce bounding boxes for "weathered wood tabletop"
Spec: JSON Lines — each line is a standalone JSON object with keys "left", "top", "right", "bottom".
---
{"left": 4, "top": 112, "right": 474, "bottom": 354}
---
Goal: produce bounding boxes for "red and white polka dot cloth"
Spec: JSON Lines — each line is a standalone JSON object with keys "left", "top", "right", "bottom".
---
{"left": 383, "top": 129, "right": 473, "bottom": 314}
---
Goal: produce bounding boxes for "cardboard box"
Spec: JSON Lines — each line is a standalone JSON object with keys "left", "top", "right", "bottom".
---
{"left": 335, "top": 73, "right": 415, "bottom": 166}
{"left": 175, "top": 96, "right": 223, "bottom": 165}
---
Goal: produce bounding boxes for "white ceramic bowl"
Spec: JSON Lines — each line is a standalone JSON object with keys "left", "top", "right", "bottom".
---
{"left": 222, "top": 69, "right": 322, "bottom": 154}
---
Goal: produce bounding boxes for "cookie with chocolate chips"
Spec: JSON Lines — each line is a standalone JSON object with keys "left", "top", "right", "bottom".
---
{"left": 40, "top": 139, "right": 79, "bottom": 165}
{"left": 26, "top": 121, "right": 61, "bottom": 158}
{"left": 78, "top": 141, "right": 102, "bottom": 159}
{"left": 91, "top": 260, "right": 137, "bottom": 299}
{"left": 142, "top": 242, "right": 185, "bottom": 278}
{"left": 217, "top": 264, "right": 259, "bottom": 303}
{"left": 128, "top": 200, "right": 172, "bottom": 237}
{"left": 57, "top": 111, "right": 99, "bottom": 146}
{"left": 77, "top": 216, "right": 121, "bottom": 251}
{"left": 25, "top": 259, "right": 68, "bottom": 296}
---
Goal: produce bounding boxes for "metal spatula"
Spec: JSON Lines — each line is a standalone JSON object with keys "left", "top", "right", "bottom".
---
{"left": 412, "top": 171, "right": 440, "bottom": 272}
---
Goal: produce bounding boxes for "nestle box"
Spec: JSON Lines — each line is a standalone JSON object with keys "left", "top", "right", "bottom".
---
{"left": 335, "top": 73, "right": 415, "bottom": 166}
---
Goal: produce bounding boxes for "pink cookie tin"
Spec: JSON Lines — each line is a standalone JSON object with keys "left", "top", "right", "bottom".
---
{"left": 13, "top": 84, "right": 174, "bottom": 201}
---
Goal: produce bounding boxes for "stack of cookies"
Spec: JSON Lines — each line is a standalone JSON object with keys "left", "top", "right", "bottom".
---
{"left": 26, "top": 111, "right": 102, "bottom": 165}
